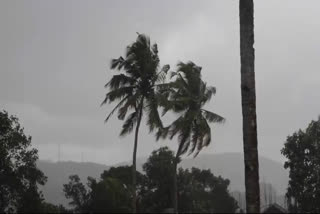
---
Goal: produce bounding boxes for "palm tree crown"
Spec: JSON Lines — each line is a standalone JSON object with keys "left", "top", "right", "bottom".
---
{"left": 158, "top": 61, "right": 225, "bottom": 157}
{"left": 102, "top": 34, "right": 168, "bottom": 135}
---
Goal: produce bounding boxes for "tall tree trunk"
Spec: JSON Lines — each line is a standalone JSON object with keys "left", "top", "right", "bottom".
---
{"left": 239, "top": 0, "right": 260, "bottom": 213}
{"left": 172, "top": 152, "right": 179, "bottom": 214}
{"left": 173, "top": 145, "right": 182, "bottom": 214}
{"left": 132, "top": 98, "right": 144, "bottom": 213}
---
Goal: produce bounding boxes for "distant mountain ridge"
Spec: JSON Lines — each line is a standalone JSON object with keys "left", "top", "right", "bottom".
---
{"left": 38, "top": 153, "right": 288, "bottom": 207}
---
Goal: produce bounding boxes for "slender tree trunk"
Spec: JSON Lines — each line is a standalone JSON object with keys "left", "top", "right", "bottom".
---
{"left": 132, "top": 98, "right": 144, "bottom": 213}
{"left": 173, "top": 151, "right": 180, "bottom": 214}
{"left": 239, "top": 0, "right": 260, "bottom": 213}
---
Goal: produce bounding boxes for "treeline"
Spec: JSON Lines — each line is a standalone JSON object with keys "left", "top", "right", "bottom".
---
{"left": 0, "top": 110, "right": 238, "bottom": 213}
{"left": 2, "top": 73, "right": 320, "bottom": 213}
{"left": 63, "top": 147, "right": 239, "bottom": 213}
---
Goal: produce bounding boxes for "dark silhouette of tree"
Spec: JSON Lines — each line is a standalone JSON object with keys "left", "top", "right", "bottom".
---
{"left": 89, "top": 177, "right": 131, "bottom": 213}
{"left": 63, "top": 174, "right": 132, "bottom": 213}
{"left": 101, "top": 166, "right": 145, "bottom": 189}
{"left": 101, "top": 165, "right": 146, "bottom": 212}
{"left": 281, "top": 117, "right": 320, "bottom": 213}
{"left": 141, "top": 147, "right": 178, "bottom": 212}
{"left": 102, "top": 33, "right": 169, "bottom": 213}
{"left": 178, "top": 167, "right": 238, "bottom": 213}
{"left": 63, "top": 148, "right": 238, "bottom": 213}
{"left": 239, "top": 0, "right": 260, "bottom": 212}
{"left": 0, "top": 110, "right": 47, "bottom": 213}
{"left": 63, "top": 175, "right": 91, "bottom": 212}
{"left": 157, "top": 61, "right": 224, "bottom": 213}
{"left": 139, "top": 147, "right": 238, "bottom": 213}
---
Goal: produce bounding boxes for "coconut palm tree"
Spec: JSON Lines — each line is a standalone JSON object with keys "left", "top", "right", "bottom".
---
{"left": 102, "top": 34, "right": 169, "bottom": 213}
{"left": 157, "top": 61, "right": 225, "bottom": 213}
{"left": 239, "top": 0, "right": 260, "bottom": 213}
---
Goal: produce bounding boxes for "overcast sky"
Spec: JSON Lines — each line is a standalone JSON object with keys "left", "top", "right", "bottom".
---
{"left": 1, "top": 0, "right": 319, "bottom": 165}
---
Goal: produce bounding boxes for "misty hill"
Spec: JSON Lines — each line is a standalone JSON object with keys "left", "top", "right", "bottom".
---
{"left": 38, "top": 153, "right": 288, "bottom": 207}
{"left": 38, "top": 161, "right": 111, "bottom": 207}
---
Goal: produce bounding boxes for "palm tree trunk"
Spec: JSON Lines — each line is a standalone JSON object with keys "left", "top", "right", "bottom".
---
{"left": 173, "top": 145, "right": 183, "bottom": 214}
{"left": 173, "top": 153, "right": 179, "bottom": 214}
{"left": 239, "top": 0, "right": 260, "bottom": 213}
{"left": 132, "top": 98, "right": 144, "bottom": 213}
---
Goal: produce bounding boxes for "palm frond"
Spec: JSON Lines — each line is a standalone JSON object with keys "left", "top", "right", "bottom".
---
{"left": 102, "top": 86, "right": 135, "bottom": 104}
{"left": 110, "top": 57, "right": 125, "bottom": 70}
{"left": 156, "top": 72, "right": 166, "bottom": 84}
{"left": 145, "top": 93, "right": 163, "bottom": 132}
{"left": 168, "top": 116, "right": 185, "bottom": 140}
{"left": 155, "top": 126, "right": 170, "bottom": 141}
{"left": 160, "top": 64, "right": 170, "bottom": 74}
{"left": 201, "top": 109, "right": 225, "bottom": 123}
{"left": 151, "top": 43, "right": 158, "bottom": 54}
{"left": 103, "top": 95, "right": 129, "bottom": 123}
{"left": 202, "top": 85, "right": 216, "bottom": 103}
{"left": 177, "top": 61, "right": 201, "bottom": 83}
{"left": 177, "top": 124, "right": 192, "bottom": 156}
{"left": 118, "top": 93, "right": 140, "bottom": 120}
{"left": 137, "top": 34, "right": 150, "bottom": 48}
{"left": 105, "top": 74, "right": 136, "bottom": 90}
{"left": 189, "top": 119, "right": 200, "bottom": 156}
{"left": 193, "top": 116, "right": 211, "bottom": 157}
{"left": 120, "top": 111, "right": 138, "bottom": 136}
{"left": 169, "top": 71, "right": 177, "bottom": 79}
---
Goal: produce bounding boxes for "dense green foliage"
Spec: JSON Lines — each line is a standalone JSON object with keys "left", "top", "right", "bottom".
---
{"left": 63, "top": 147, "right": 238, "bottom": 213}
{"left": 281, "top": 117, "right": 320, "bottom": 213}
{"left": 63, "top": 167, "right": 142, "bottom": 213}
{"left": 178, "top": 167, "right": 238, "bottom": 213}
{"left": 0, "top": 111, "right": 46, "bottom": 213}
{"left": 141, "top": 147, "right": 238, "bottom": 213}
{"left": 140, "top": 147, "right": 178, "bottom": 212}
{"left": 0, "top": 110, "right": 69, "bottom": 213}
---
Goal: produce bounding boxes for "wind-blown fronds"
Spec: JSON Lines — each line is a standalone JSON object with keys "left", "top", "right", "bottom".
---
{"left": 145, "top": 93, "right": 163, "bottom": 132}
{"left": 102, "top": 33, "right": 166, "bottom": 138}
{"left": 201, "top": 109, "right": 225, "bottom": 123}
{"left": 104, "top": 95, "right": 129, "bottom": 123}
{"left": 105, "top": 74, "right": 136, "bottom": 90}
{"left": 120, "top": 112, "right": 138, "bottom": 137}
{"left": 159, "top": 61, "right": 224, "bottom": 157}
{"left": 102, "top": 86, "right": 135, "bottom": 105}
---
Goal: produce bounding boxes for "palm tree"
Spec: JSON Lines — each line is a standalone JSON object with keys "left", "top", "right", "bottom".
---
{"left": 102, "top": 34, "right": 169, "bottom": 213}
{"left": 239, "top": 0, "right": 260, "bottom": 213}
{"left": 157, "top": 61, "right": 225, "bottom": 213}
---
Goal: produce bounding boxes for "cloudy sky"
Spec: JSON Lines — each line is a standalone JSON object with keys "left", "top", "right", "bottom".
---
{"left": 1, "top": 0, "right": 319, "bottom": 165}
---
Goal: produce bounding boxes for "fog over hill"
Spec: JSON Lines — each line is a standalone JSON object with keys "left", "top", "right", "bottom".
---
{"left": 38, "top": 153, "right": 288, "bottom": 207}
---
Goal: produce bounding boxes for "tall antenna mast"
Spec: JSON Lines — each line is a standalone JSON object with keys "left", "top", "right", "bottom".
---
{"left": 81, "top": 152, "right": 84, "bottom": 163}
{"left": 58, "top": 144, "right": 61, "bottom": 162}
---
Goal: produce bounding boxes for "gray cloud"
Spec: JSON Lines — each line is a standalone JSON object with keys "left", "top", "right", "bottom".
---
{"left": 1, "top": 0, "right": 320, "bottom": 164}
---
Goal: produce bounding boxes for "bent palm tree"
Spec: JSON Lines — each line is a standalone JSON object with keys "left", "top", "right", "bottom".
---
{"left": 102, "top": 34, "right": 168, "bottom": 213}
{"left": 157, "top": 61, "right": 225, "bottom": 213}
{"left": 239, "top": 0, "right": 260, "bottom": 213}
